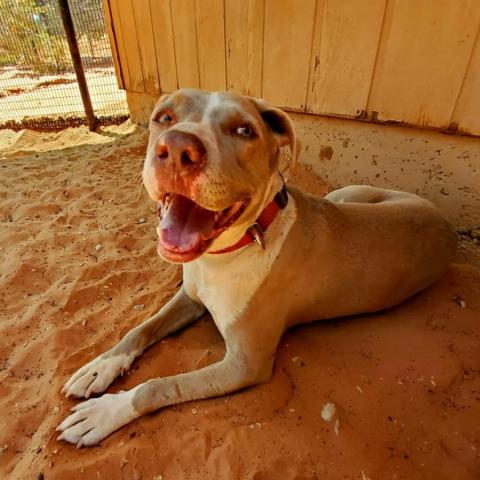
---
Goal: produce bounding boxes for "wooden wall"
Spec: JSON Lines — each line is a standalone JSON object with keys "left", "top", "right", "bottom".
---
{"left": 103, "top": 0, "right": 480, "bottom": 136}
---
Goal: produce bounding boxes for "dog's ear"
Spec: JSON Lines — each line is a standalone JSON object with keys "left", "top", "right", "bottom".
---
{"left": 252, "top": 99, "right": 299, "bottom": 173}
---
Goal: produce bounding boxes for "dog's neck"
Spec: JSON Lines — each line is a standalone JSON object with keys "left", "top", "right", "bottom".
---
{"left": 205, "top": 172, "right": 285, "bottom": 254}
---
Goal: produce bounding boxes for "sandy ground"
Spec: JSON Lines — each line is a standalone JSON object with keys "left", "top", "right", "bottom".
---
{"left": 0, "top": 67, "right": 128, "bottom": 125}
{"left": 0, "top": 124, "right": 479, "bottom": 479}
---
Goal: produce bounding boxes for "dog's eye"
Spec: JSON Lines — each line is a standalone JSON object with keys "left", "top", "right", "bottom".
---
{"left": 234, "top": 125, "right": 256, "bottom": 139}
{"left": 155, "top": 111, "right": 174, "bottom": 125}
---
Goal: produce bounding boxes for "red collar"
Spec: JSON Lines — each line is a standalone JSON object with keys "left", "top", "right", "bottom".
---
{"left": 209, "top": 186, "right": 289, "bottom": 255}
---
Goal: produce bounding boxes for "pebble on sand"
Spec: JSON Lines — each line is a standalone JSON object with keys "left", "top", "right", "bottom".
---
{"left": 321, "top": 402, "right": 336, "bottom": 422}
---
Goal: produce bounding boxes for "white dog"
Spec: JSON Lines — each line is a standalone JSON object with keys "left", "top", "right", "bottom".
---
{"left": 57, "top": 89, "right": 457, "bottom": 447}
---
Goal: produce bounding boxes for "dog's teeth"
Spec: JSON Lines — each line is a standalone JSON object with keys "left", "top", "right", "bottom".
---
{"left": 229, "top": 201, "right": 243, "bottom": 216}
{"left": 163, "top": 193, "right": 171, "bottom": 210}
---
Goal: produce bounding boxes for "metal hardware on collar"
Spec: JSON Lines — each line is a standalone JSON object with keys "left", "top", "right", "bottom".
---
{"left": 248, "top": 223, "right": 265, "bottom": 249}
{"left": 274, "top": 185, "right": 288, "bottom": 209}
{"left": 208, "top": 185, "right": 289, "bottom": 255}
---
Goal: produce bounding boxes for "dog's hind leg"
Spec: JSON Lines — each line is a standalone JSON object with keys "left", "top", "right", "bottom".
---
{"left": 325, "top": 185, "right": 421, "bottom": 204}
{"left": 62, "top": 287, "right": 205, "bottom": 399}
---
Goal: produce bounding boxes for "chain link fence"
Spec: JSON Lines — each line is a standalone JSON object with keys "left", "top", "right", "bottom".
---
{"left": 0, "top": 0, "right": 128, "bottom": 131}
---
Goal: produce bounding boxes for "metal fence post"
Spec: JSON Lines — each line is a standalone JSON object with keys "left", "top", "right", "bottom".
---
{"left": 58, "top": 0, "right": 97, "bottom": 131}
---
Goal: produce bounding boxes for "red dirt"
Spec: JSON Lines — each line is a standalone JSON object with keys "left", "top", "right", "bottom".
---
{"left": 0, "top": 126, "right": 479, "bottom": 479}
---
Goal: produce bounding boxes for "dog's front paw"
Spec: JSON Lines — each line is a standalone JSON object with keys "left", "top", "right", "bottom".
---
{"left": 57, "top": 391, "right": 138, "bottom": 447}
{"left": 62, "top": 352, "right": 135, "bottom": 398}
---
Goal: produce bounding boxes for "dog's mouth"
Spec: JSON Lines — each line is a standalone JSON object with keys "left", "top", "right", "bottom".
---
{"left": 156, "top": 193, "right": 248, "bottom": 262}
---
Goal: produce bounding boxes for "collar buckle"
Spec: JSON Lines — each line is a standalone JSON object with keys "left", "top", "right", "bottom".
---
{"left": 274, "top": 185, "right": 288, "bottom": 209}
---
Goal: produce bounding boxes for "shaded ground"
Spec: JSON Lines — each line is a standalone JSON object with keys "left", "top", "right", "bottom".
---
{"left": 0, "top": 125, "right": 479, "bottom": 479}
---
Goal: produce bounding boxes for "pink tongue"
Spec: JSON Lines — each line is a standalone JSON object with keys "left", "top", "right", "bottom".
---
{"left": 159, "top": 195, "right": 216, "bottom": 252}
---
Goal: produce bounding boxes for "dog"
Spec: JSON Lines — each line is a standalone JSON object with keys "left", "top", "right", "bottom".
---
{"left": 57, "top": 89, "right": 457, "bottom": 447}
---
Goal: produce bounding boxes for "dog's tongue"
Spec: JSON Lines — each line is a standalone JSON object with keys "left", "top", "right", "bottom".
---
{"left": 159, "top": 194, "right": 216, "bottom": 252}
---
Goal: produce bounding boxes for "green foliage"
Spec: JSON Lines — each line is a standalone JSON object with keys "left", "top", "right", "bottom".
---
{"left": 71, "top": 0, "right": 105, "bottom": 40}
{"left": 0, "top": 0, "right": 70, "bottom": 73}
{"left": 0, "top": 0, "right": 107, "bottom": 74}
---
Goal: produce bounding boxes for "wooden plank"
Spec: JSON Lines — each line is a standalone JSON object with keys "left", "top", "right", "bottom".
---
{"left": 451, "top": 31, "right": 480, "bottom": 135}
{"left": 306, "top": 0, "right": 386, "bottom": 117}
{"left": 106, "top": 0, "right": 130, "bottom": 90}
{"left": 149, "top": 0, "right": 178, "bottom": 93}
{"left": 368, "top": 0, "right": 480, "bottom": 128}
{"left": 225, "top": 0, "right": 264, "bottom": 97}
{"left": 262, "top": 0, "right": 317, "bottom": 109}
{"left": 102, "top": 0, "right": 124, "bottom": 89}
{"left": 132, "top": 0, "right": 159, "bottom": 95}
{"left": 170, "top": 0, "right": 199, "bottom": 89}
{"left": 194, "top": 0, "right": 226, "bottom": 91}
{"left": 116, "top": 0, "right": 145, "bottom": 92}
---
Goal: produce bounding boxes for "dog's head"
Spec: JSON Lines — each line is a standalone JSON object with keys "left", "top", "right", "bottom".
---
{"left": 143, "top": 89, "right": 298, "bottom": 263}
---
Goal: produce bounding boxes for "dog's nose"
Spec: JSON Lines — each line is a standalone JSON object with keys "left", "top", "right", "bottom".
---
{"left": 155, "top": 131, "right": 206, "bottom": 170}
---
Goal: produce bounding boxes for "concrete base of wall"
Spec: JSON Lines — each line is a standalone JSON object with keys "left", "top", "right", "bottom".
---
{"left": 128, "top": 92, "right": 480, "bottom": 263}
{"left": 290, "top": 113, "right": 480, "bottom": 228}
{"left": 126, "top": 92, "right": 158, "bottom": 125}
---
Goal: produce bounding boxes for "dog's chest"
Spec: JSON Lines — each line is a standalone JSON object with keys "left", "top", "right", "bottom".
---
{"left": 184, "top": 197, "right": 297, "bottom": 329}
